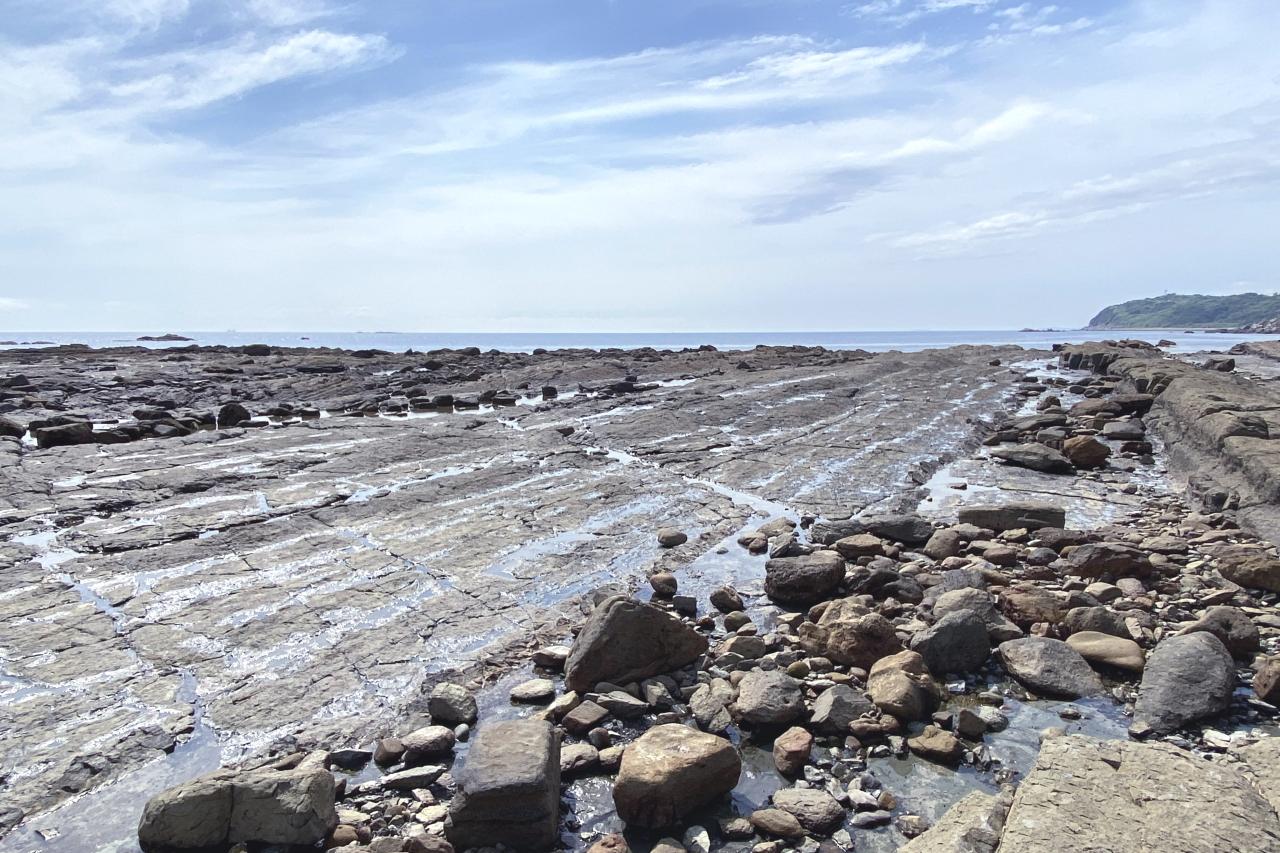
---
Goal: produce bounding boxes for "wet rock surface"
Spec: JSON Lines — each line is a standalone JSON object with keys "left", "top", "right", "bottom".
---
{"left": 3, "top": 340, "right": 1280, "bottom": 852}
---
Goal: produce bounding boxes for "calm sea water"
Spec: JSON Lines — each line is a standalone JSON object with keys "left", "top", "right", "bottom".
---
{"left": 0, "top": 329, "right": 1276, "bottom": 354}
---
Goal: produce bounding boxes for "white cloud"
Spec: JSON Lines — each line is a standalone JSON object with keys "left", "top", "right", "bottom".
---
{"left": 98, "top": 0, "right": 191, "bottom": 30}
{"left": 109, "top": 30, "right": 396, "bottom": 112}
{"left": 242, "top": 0, "right": 341, "bottom": 27}
{"left": 0, "top": 297, "right": 29, "bottom": 312}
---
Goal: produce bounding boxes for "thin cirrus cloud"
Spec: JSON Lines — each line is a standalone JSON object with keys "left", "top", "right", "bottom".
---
{"left": 0, "top": 0, "right": 1277, "bottom": 332}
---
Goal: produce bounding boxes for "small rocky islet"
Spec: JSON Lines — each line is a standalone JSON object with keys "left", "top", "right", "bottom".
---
{"left": 3, "top": 338, "right": 1280, "bottom": 852}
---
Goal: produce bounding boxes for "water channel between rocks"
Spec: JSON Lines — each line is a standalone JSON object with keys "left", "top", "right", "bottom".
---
{"left": 0, "top": 355, "right": 1200, "bottom": 853}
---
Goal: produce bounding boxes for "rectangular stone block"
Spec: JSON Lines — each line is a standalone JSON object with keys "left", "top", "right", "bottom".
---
{"left": 446, "top": 718, "right": 561, "bottom": 850}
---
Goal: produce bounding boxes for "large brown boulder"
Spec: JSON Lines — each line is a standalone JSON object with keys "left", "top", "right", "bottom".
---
{"left": 612, "top": 725, "right": 741, "bottom": 827}
{"left": 1218, "top": 553, "right": 1280, "bottom": 593}
{"left": 1062, "top": 435, "right": 1111, "bottom": 469}
{"left": 798, "top": 598, "right": 902, "bottom": 669}
{"left": 565, "top": 597, "right": 707, "bottom": 692}
{"left": 867, "top": 650, "right": 943, "bottom": 720}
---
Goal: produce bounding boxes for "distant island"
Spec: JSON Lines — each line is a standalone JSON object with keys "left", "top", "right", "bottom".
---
{"left": 136, "top": 333, "right": 194, "bottom": 342}
{"left": 1088, "top": 292, "right": 1280, "bottom": 330}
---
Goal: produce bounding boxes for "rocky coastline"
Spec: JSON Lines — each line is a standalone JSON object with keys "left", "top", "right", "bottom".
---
{"left": 3, "top": 340, "right": 1280, "bottom": 852}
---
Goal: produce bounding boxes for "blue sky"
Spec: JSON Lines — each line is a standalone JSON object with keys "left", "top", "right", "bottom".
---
{"left": 0, "top": 0, "right": 1277, "bottom": 331}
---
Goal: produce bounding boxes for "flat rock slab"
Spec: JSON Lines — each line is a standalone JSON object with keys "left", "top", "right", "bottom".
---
{"left": 998, "top": 734, "right": 1280, "bottom": 852}
{"left": 0, "top": 343, "right": 1033, "bottom": 828}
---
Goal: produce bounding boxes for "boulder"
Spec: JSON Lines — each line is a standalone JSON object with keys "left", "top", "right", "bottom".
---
{"left": 772, "top": 727, "right": 813, "bottom": 777}
{"left": 1102, "top": 419, "right": 1146, "bottom": 440}
{"left": 565, "top": 596, "right": 707, "bottom": 692}
{"left": 933, "top": 588, "right": 1023, "bottom": 643}
{"left": 1065, "top": 631, "right": 1145, "bottom": 673}
{"left": 834, "top": 533, "right": 885, "bottom": 559}
{"left": 1062, "top": 435, "right": 1111, "bottom": 469}
{"left": 710, "top": 586, "right": 745, "bottom": 613}
{"left": 798, "top": 598, "right": 902, "bottom": 669}
{"left": 990, "top": 444, "right": 1075, "bottom": 474}
{"left": 764, "top": 551, "right": 845, "bottom": 605}
{"left": 811, "top": 514, "right": 933, "bottom": 546}
{"left": 1134, "top": 633, "right": 1235, "bottom": 734}
{"left": 809, "top": 684, "right": 875, "bottom": 734}
{"left": 1217, "top": 554, "right": 1280, "bottom": 593}
{"left": 750, "top": 808, "right": 805, "bottom": 839}
{"left": 958, "top": 503, "right": 1065, "bottom": 533}
{"left": 0, "top": 416, "right": 24, "bottom": 439}
{"left": 732, "top": 671, "right": 805, "bottom": 727}
{"left": 429, "top": 683, "right": 478, "bottom": 725}
{"left": 1180, "top": 606, "right": 1260, "bottom": 657}
{"left": 656, "top": 528, "right": 688, "bottom": 548}
{"left": 34, "top": 421, "right": 94, "bottom": 448}
{"left": 1060, "top": 606, "right": 1128, "bottom": 638}
{"left": 771, "top": 788, "right": 845, "bottom": 835}
{"left": 446, "top": 719, "right": 560, "bottom": 850}
{"left": 138, "top": 768, "right": 336, "bottom": 852}
{"left": 612, "top": 725, "right": 741, "bottom": 828}
{"left": 909, "top": 609, "right": 991, "bottom": 674}
{"left": 998, "top": 637, "right": 1102, "bottom": 698}
{"left": 907, "top": 725, "right": 964, "bottom": 765}
{"left": 401, "top": 726, "right": 456, "bottom": 762}
{"left": 1254, "top": 658, "right": 1280, "bottom": 705}
{"left": 1064, "top": 543, "right": 1152, "bottom": 578}
{"left": 217, "top": 402, "right": 251, "bottom": 428}
{"left": 923, "top": 528, "right": 963, "bottom": 561}
{"left": 999, "top": 585, "right": 1062, "bottom": 628}
{"left": 867, "top": 650, "right": 942, "bottom": 720}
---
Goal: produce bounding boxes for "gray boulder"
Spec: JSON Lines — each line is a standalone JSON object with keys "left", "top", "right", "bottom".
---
{"left": 764, "top": 551, "right": 845, "bottom": 605}
{"left": 1060, "top": 605, "right": 1128, "bottom": 638}
{"left": 811, "top": 514, "right": 933, "bottom": 546}
{"left": 565, "top": 596, "right": 707, "bottom": 692}
{"left": 732, "top": 670, "right": 805, "bottom": 727}
{"left": 1064, "top": 543, "right": 1152, "bottom": 578}
{"left": 1134, "top": 633, "right": 1235, "bottom": 734}
{"left": 429, "top": 682, "right": 478, "bottom": 725}
{"left": 809, "top": 684, "right": 875, "bottom": 734}
{"left": 138, "top": 768, "right": 336, "bottom": 852}
{"left": 771, "top": 787, "right": 845, "bottom": 835}
{"left": 1180, "top": 606, "right": 1260, "bottom": 657}
{"left": 990, "top": 444, "right": 1075, "bottom": 474}
{"left": 998, "top": 637, "right": 1102, "bottom": 699}
{"left": 933, "top": 588, "right": 1023, "bottom": 642}
{"left": 34, "top": 421, "right": 94, "bottom": 448}
{"left": 910, "top": 609, "right": 991, "bottom": 675}
{"left": 447, "top": 719, "right": 560, "bottom": 850}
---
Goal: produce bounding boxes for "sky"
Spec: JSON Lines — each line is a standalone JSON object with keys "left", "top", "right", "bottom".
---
{"left": 0, "top": 0, "right": 1277, "bottom": 332}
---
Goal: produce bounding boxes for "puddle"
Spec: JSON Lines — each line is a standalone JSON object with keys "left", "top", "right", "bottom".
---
{"left": 0, "top": 673, "right": 221, "bottom": 853}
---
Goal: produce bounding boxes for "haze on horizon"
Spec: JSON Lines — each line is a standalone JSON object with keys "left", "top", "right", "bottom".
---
{"left": 1, "top": 0, "right": 1277, "bottom": 334}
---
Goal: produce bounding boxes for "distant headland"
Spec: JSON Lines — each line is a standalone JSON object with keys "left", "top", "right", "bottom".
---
{"left": 1088, "top": 292, "right": 1280, "bottom": 331}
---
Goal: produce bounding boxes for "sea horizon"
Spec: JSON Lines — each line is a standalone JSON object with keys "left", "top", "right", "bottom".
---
{"left": 2, "top": 327, "right": 1278, "bottom": 354}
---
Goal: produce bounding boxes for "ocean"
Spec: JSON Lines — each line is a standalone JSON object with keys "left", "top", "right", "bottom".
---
{"left": 1, "top": 329, "right": 1277, "bottom": 354}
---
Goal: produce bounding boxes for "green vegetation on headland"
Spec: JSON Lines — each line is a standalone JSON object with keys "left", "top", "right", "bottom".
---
{"left": 1087, "top": 293, "right": 1280, "bottom": 329}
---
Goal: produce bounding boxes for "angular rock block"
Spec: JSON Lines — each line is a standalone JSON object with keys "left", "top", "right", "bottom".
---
{"left": 446, "top": 719, "right": 561, "bottom": 851}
